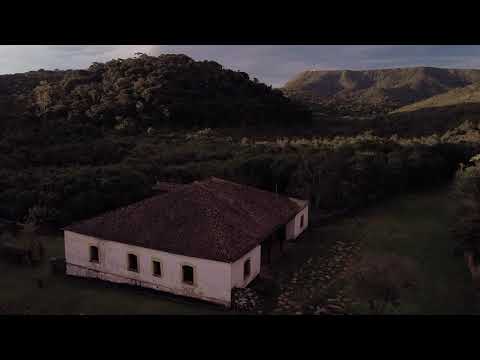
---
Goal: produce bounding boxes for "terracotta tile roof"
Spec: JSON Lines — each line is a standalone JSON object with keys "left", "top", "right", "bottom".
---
{"left": 65, "top": 177, "right": 304, "bottom": 263}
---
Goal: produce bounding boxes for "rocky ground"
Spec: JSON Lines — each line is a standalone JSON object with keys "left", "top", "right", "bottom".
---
{"left": 268, "top": 219, "right": 366, "bottom": 315}
{"left": 271, "top": 243, "right": 361, "bottom": 314}
{"left": 231, "top": 287, "right": 265, "bottom": 313}
{"left": 230, "top": 218, "right": 366, "bottom": 315}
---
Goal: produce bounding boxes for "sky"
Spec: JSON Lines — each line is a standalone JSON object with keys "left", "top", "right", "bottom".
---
{"left": 2, "top": 45, "right": 480, "bottom": 87}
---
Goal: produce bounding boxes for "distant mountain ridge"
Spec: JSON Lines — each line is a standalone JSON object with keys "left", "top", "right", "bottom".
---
{"left": 282, "top": 67, "right": 480, "bottom": 114}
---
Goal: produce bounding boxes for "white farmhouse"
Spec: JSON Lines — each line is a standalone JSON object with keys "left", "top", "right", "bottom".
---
{"left": 64, "top": 177, "right": 308, "bottom": 306}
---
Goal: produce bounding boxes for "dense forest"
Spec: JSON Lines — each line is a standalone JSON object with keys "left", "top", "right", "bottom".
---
{"left": 1, "top": 53, "right": 310, "bottom": 131}
{"left": 1, "top": 54, "right": 479, "bottom": 230}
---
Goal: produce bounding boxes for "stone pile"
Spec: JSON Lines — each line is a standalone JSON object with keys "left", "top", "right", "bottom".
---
{"left": 271, "top": 235, "right": 361, "bottom": 315}
{"left": 231, "top": 287, "right": 264, "bottom": 313}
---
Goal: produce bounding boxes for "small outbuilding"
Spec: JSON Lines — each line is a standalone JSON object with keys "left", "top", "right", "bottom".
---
{"left": 64, "top": 177, "right": 308, "bottom": 306}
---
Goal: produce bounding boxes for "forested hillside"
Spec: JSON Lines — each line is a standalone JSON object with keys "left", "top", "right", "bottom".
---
{"left": 0, "top": 54, "right": 312, "bottom": 225}
{"left": 0, "top": 54, "right": 310, "bottom": 131}
{"left": 0, "top": 55, "right": 478, "bottom": 230}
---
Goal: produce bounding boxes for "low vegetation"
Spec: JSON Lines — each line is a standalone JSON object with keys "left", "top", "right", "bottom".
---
{"left": 1, "top": 127, "right": 475, "bottom": 228}
{"left": 331, "top": 187, "right": 478, "bottom": 314}
{"left": 349, "top": 253, "right": 421, "bottom": 314}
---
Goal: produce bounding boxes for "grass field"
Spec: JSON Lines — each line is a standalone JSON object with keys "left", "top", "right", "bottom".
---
{"left": 1, "top": 185, "right": 476, "bottom": 315}
{"left": 328, "top": 185, "right": 479, "bottom": 314}
{"left": 0, "top": 233, "right": 225, "bottom": 315}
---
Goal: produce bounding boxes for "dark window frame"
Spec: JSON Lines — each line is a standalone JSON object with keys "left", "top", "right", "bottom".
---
{"left": 182, "top": 264, "right": 195, "bottom": 285}
{"left": 152, "top": 260, "right": 162, "bottom": 277}
{"left": 89, "top": 245, "right": 99, "bottom": 263}
{"left": 128, "top": 253, "right": 139, "bottom": 272}
{"left": 244, "top": 259, "right": 251, "bottom": 279}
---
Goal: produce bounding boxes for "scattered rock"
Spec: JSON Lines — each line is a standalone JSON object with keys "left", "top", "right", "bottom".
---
{"left": 266, "top": 236, "right": 362, "bottom": 314}
{"left": 232, "top": 287, "right": 264, "bottom": 313}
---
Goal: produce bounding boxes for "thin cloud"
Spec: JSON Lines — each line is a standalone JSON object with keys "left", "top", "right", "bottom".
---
{"left": 0, "top": 45, "right": 153, "bottom": 74}
{"left": 1, "top": 45, "right": 480, "bottom": 87}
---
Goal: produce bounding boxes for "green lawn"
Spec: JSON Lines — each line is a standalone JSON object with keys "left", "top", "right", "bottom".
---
{"left": 1, "top": 186, "right": 475, "bottom": 315}
{"left": 0, "top": 233, "right": 225, "bottom": 315}
{"left": 329, "top": 186, "right": 478, "bottom": 314}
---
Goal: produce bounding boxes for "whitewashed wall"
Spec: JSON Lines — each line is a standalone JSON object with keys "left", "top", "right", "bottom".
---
{"left": 64, "top": 200, "right": 307, "bottom": 307}
{"left": 286, "top": 203, "right": 309, "bottom": 240}
{"left": 64, "top": 230, "right": 235, "bottom": 306}
{"left": 231, "top": 245, "right": 261, "bottom": 288}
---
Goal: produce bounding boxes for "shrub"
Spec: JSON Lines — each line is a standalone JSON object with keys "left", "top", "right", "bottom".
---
{"left": 25, "top": 206, "right": 61, "bottom": 225}
{"left": 451, "top": 156, "right": 480, "bottom": 260}
{"left": 350, "top": 253, "right": 420, "bottom": 314}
